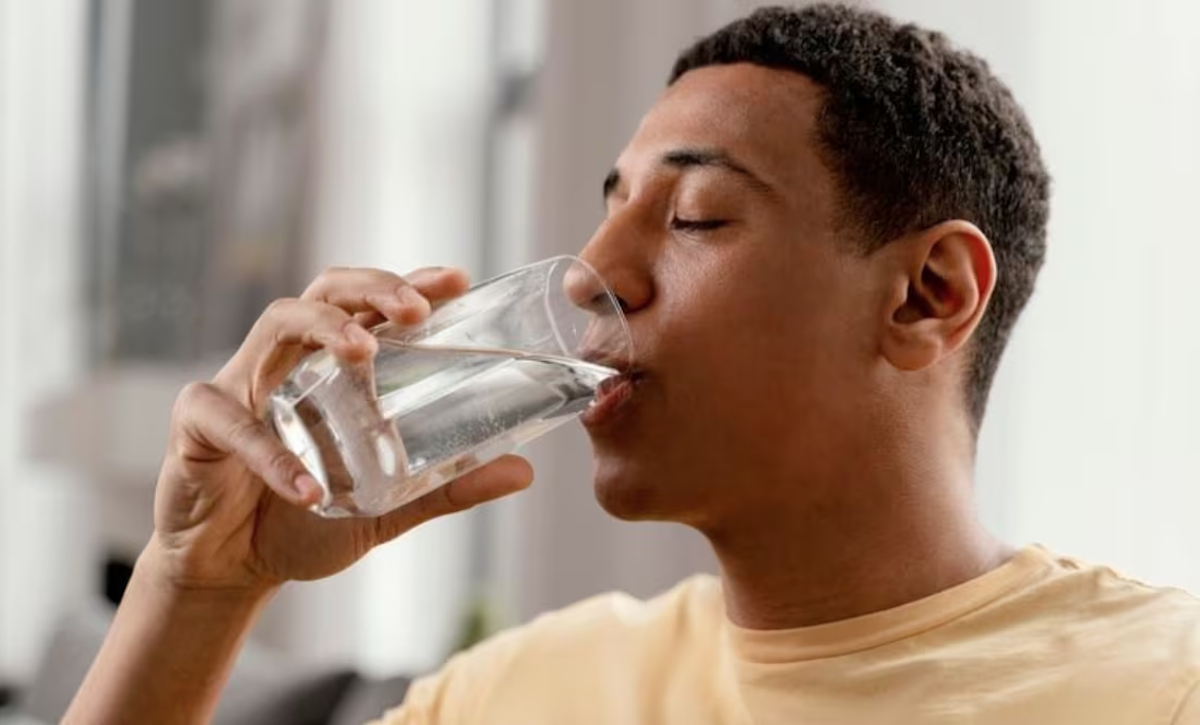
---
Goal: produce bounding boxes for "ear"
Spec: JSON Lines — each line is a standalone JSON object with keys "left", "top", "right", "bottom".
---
{"left": 880, "top": 220, "right": 997, "bottom": 372}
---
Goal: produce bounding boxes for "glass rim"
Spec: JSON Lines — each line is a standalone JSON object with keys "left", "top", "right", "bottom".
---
{"left": 474, "top": 254, "right": 634, "bottom": 369}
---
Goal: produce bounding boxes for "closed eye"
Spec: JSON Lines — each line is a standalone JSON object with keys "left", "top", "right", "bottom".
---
{"left": 670, "top": 217, "right": 730, "bottom": 232}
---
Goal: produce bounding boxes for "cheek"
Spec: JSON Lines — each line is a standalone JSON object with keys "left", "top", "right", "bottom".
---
{"left": 660, "top": 248, "right": 834, "bottom": 356}
{"left": 655, "top": 246, "right": 863, "bottom": 422}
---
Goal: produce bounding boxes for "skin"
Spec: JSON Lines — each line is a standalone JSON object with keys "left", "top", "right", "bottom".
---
{"left": 64, "top": 267, "right": 535, "bottom": 724}
{"left": 580, "top": 64, "right": 1009, "bottom": 628}
{"left": 65, "top": 63, "right": 1010, "bottom": 724}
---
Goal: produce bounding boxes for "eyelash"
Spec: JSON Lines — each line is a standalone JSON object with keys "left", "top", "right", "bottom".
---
{"left": 670, "top": 217, "right": 729, "bottom": 232}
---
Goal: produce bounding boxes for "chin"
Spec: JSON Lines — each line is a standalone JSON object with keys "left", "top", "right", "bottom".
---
{"left": 589, "top": 453, "right": 690, "bottom": 523}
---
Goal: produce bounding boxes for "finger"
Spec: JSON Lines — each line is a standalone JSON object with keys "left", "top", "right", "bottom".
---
{"left": 348, "top": 267, "right": 471, "bottom": 330}
{"left": 372, "top": 455, "right": 533, "bottom": 543}
{"left": 214, "top": 298, "right": 376, "bottom": 408}
{"left": 303, "top": 268, "right": 438, "bottom": 326}
{"left": 404, "top": 266, "right": 471, "bottom": 302}
{"left": 172, "top": 382, "right": 324, "bottom": 508}
{"left": 353, "top": 310, "right": 387, "bottom": 330}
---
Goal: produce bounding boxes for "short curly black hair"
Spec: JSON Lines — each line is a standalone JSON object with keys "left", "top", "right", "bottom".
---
{"left": 671, "top": 3, "right": 1050, "bottom": 429}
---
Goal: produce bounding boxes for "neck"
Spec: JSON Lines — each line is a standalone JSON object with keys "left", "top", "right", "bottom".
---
{"left": 704, "top": 417, "right": 1011, "bottom": 631}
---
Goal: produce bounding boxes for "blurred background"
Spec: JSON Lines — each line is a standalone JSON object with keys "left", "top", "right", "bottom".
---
{"left": 1, "top": 0, "right": 1198, "bottom": 720}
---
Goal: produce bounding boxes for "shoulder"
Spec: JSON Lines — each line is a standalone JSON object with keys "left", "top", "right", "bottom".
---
{"left": 382, "top": 575, "right": 724, "bottom": 723}
{"left": 1022, "top": 547, "right": 1200, "bottom": 643}
{"left": 982, "top": 547, "right": 1200, "bottom": 719}
{"left": 989, "top": 547, "right": 1200, "bottom": 661}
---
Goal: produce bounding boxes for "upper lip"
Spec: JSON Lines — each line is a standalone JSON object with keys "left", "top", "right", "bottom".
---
{"left": 580, "top": 350, "right": 639, "bottom": 377}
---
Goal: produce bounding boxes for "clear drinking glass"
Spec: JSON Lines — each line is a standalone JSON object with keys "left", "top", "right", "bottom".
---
{"left": 267, "top": 255, "right": 632, "bottom": 518}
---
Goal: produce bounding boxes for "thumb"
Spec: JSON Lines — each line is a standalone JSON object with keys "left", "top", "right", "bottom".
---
{"left": 373, "top": 455, "right": 534, "bottom": 543}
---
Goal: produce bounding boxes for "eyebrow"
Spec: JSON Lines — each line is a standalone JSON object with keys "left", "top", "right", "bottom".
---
{"left": 603, "top": 147, "right": 776, "bottom": 202}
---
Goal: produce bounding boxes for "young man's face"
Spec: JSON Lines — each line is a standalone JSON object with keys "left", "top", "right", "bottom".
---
{"left": 579, "top": 63, "right": 889, "bottom": 531}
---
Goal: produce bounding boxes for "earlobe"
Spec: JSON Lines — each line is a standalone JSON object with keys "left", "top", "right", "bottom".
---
{"left": 881, "top": 221, "right": 996, "bottom": 373}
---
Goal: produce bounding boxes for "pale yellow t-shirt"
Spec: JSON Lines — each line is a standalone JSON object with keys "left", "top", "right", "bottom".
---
{"left": 371, "top": 546, "right": 1200, "bottom": 724}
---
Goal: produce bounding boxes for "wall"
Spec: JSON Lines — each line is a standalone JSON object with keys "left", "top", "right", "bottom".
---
{"left": 878, "top": 0, "right": 1200, "bottom": 590}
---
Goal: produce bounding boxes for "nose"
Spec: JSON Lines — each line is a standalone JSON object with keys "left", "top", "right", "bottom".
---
{"left": 562, "top": 262, "right": 615, "bottom": 314}
{"left": 574, "top": 214, "right": 655, "bottom": 316}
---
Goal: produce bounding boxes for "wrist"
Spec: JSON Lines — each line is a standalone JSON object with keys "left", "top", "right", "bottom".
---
{"left": 63, "top": 537, "right": 278, "bottom": 725}
{"left": 137, "top": 535, "right": 281, "bottom": 608}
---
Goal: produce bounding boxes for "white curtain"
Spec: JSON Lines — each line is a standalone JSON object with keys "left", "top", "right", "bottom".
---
{"left": 293, "top": 0, "right": 495, "bottom": 676}
{"left": 0, "top": 0, "right": 91, "bottom": 682}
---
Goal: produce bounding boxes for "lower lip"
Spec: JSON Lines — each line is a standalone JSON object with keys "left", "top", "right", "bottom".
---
{"left": 581, "top": 374, "right": 636, "bottom": 429}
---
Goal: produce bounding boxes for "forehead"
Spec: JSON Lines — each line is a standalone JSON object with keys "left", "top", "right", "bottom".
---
{"left": 617, "top": 63, "right": 828, "bottom": 193}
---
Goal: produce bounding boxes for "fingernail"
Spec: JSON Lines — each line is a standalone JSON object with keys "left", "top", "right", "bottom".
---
{"left": 398, "top": 286, "right": 431, "bottom": 319}
{"left": 347, "top": 323, "right": 375, "bottom": 347}
{"left": 293, "top": 474, "right": 323, "bottom": 504}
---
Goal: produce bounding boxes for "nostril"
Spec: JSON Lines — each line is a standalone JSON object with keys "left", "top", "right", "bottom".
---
{"left": 587, "top": 291, "right": 629, "bottom": 315}
{"left": 562, "top": 255, "right": 645, "bottom": 317}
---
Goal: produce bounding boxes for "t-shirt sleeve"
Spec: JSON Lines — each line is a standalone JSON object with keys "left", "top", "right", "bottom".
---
{"left": 362, "top": 627, "right": 524, "bottom": 725}
{"left": 362, "top": 672, "right": 456, "bottom": 725}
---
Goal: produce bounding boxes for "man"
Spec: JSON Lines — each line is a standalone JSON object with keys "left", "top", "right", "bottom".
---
{"left": 66, "top": 4, "right": 1200, "bottom": 724}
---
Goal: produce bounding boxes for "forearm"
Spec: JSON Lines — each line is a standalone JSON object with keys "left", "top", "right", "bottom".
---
{"left": 63, "top": 539, "right": 277, "bottom": 725}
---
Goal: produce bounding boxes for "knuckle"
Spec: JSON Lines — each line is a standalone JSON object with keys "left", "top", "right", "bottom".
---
{"left": 308, "top": 306, "right": 352, "bottom": 341}
{"left": 172, "top": 381, "right": 215, "bottom": 420}
{"left": 263, "top": 297, "right": 299, "bottom": 317}
{"left": 360, "top": 270, "right": 404, "bottom": 292}
{"left": 168, "top": 382, "right": 230, "bottom": 458}
{"left": 264, "top": 448, "right": 299, "bottom": 478}
{"left": 225, "top": 414, "right": 263, "bottom": 448}
{"left": 322, "top": 302, "right": 352, "bottom": 323}
{"left": 437, "top": 479, "right": 469, "bottom": 513}
{"left": 307, "top": 266, "right": 351, "bottom": 294}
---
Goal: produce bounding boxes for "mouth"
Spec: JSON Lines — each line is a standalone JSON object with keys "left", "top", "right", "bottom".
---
{"left": 581, "top": 366, "right": 641, "bottom": 430}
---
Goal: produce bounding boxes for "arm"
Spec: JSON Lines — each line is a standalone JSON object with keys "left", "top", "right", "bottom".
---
{"left": 64, "top": 540, "right": 274, "bottom": 725}
{"left": 61, "top": 266, "right": 532, "bottom": 725}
